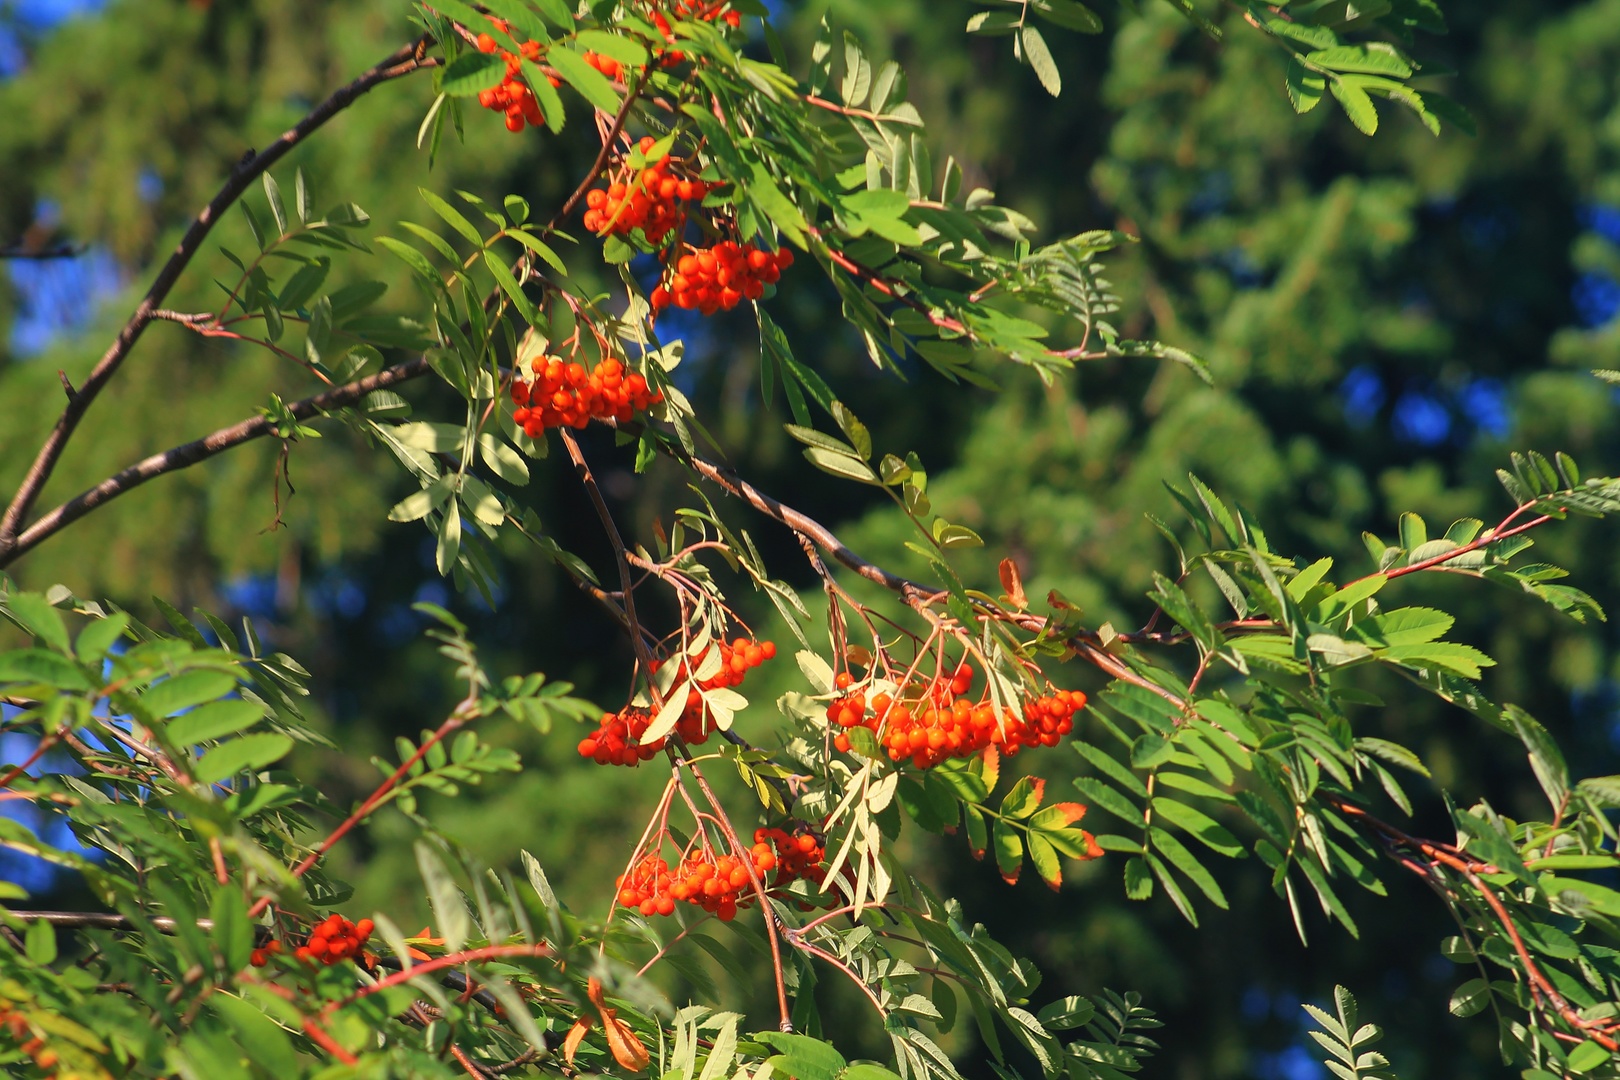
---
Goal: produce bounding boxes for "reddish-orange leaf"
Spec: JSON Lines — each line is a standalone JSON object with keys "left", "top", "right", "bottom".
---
{"left": 1048, "top": 802, "right": 1088, "bottom": 828}
{"left": 563, "top": 1016, "right": 592, "bottom": 1067}
{"left": 999, "top": 557, "right": 1028, "bottom": 609}
{"left": 603, "top": 1013, "right": 652, "bottom": 1072}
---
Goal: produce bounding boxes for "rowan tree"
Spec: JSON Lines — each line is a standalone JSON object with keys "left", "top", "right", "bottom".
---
{"left": 2, "top": 1, "right": 1619, "bottom": 1078}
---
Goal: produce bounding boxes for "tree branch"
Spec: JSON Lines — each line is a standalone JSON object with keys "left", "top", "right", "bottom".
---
{"left": 0, "top": 35, "right": 438, "bottom": 557}
{"left": 0, "top": 357, "right": 430, "bottom": 568}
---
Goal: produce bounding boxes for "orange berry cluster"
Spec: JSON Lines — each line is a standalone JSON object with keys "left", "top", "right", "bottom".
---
{"left": 0, "top": 1006, "right": 58, "bottom": 1072}
{"left": 472, "top": 26, "right": 560, "bottom": 133}
{"left": 754, "top": 826, "right": 830, "bottom": 900}
{"left": 583, "top": 139, "right": 710, "bottom": 244}
{"left": 616, "top": 845, "right": 773, "bottom": 922}
{"left": 650, "top": 0, "right": 742, "bottom": 30}
{"left": 248, "top": 937, "right": 285, "bottom": 967}
{"left": 650, "top": 242, "right": 794, "bottom": 315}
{"left": 510, "top": 356, "right": 662, "bottom": 437}
{"left": 294, "top": 914, "right": 375, "bottom": 966}
{"left": 615, "top": 825, "right": 825, "bottom": 922}
{"left": 578, "top": 639, "right": 776, "bottom": 765}
{"left": 828, "top": 666, "right": 1087, "bottom": 769}
{"left": 582, "top": 50, "right": 625, "bottom": 81}
{"left": 577, "top": 706, "right": 662, "bottom": 766}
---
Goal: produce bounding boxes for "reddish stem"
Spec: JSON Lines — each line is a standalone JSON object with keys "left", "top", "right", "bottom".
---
{"left": 248, "top": 707, "right": 470, "bottom": 919}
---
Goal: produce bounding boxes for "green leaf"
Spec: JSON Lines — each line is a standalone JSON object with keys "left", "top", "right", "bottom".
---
{"left": 575, "top": 29, "right": 648, "bottom": 66}
{"left": 143, "top": 670, "right": 237, "bottom": 717}
{"left": 1567, "top": 1040, "right": 1611, "bottom": 1074}
{"left": 1149, "top": 827, "right": 1227, "bottom": 908}
{"left": 1506, "top": 705, "right": 1569, "bottom": 814}
{"left": 168, "top": 700, "right": 263, "bottom": 744}
{"left": 1351, "top": 606, "right": 1453, "bottom": 646}
{"left": 1145, "top": 852, "right": 1198, "bottom": 924}
{"left": 478, "top": 434, "right": 530, "bottom": 486}
{"left": 1032, "top": 0, "right": 1103, "bottom": 33}
{"left": 993, "top": 818, "right": 1024, "bottom": 883}
{"left": 803, "top": 447, "right": 880, "bottom": 484}
{"left": 480, "top": 0, "right": 551, "bottom": 42}
{"left": 437, "top": 503, "right": 463, "bottom": 575}
{"left": 416, "top": 842, "right": 472, "bottom": 953}
{"left": 1020, "top": 24, "right": 1062, "bottom": 97}
{"left": 7, "top": 592, "right": 71, "bottom": 653}
{"left": 1447, "top": 977, "right": 1489, "bottom": 1018}
{"left": 1153, "top": 798, "right": 1246, "bottom": 857}
{"left": 843, "top": 188, "right": 911, "bottom": 220}
{"left": 262, "top": 173, "right": 288, "bottom": 235}
{"left": 1377, "top": 642, "right": 1494, "bottom": 679}
{"left": 1124, "top": 855, "right": 1153, "bottom": 899}
{"left": 194, "top": 733, "right": 295, "bottom": 784}
{"left": 840, "top": 31, "right": 871, "bottom": 106}
{"left": 505, "top": 227, "right": 567, "bottom": 273}
{"left": 484, "top": 250, "right": 537, "bottom": 323}
{"left": 0, "top": 649, "right": 89, "bottom": 690}
{"left": 419, "top": 187, "right": 485, "bottom": 247}
{"left": 548, "top": 46, "right": 622, "bottom": 113}
{"left": 1028, "top": 831, "right": 1062, "bottom": 888}
{"left": 1075, "top": 777, "right": 1144, "bottom": 825}
{"left": 209, "top": 995, "right": 298, "bottom": 1074}
{"left": 439, "top": 51, "right": 508, "bottom": 96}
{"left": 210, "top": 886, "right": 252, "bottom": 973}
{"left": 1306, "top": 45, "right": 1413, "bottom": 78}
{"left": 1329, "top": 76, "right": 1378, "bottom": 135}
{"left": 745, "top": 163, "right": 808, "bottom": 246}
{"left": 1001, "top": 777, "right": 1045, "bottom": 819}
{"left": 757, "top": 1033, "right": 847, "bottom": 1080}
{"left": 74, "top": 612, "right": 130, "bottom": 663}
{"left": 24, "top": 919, "right": 56, "bottom": 965}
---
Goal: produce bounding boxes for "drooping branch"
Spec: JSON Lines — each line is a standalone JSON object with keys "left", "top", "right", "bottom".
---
{"left": 0, "top": 35, "right": 438, "bottom": 557}
{"left": 1326, "top": 793, "right": 1620, "bottom": 1051}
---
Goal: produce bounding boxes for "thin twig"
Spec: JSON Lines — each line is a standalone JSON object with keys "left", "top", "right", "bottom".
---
{"left": 558, "top": 429, "right": 663, "bottom": 708}
{"left": 0, "top": 357, "right": 429, "bottom": 567}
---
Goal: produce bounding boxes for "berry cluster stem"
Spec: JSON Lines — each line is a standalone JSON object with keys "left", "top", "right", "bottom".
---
{"left": 559, "top": 429, "right": 664, "bottom": 711}
{"left": 669, "top": 747, "right": 793, "bottom": 1031}
{"left": 249, "top": 692, "right": 476, "bottom": 920}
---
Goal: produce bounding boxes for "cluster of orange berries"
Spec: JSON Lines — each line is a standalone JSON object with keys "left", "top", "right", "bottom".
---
{"left": 582, "top": 50, "right": 626, "bottom": 81}
{"left": 249, "top": 914, "right": 374, "bottom": 968}
{"left": 827, "top": 666, "right": 1087, "bottom": 769}
{"left": 578, "top": 639, "right": 776, "bottom": 765}
{"left": 510, "top": 356, "right": 662, "bottom": 437}
{"left": 295, "top": 914, "right": 374, "bottom": 966}
{"left": 583, "top": 139, "right": 711, "bottom": 244}
{"left": 616, "top": 826, "right": 825, "bottom": 921}
{"left": 0, "top": 1005, "right": 58, "bottom": 1072}
{"left": 248, "top": 937, "right": 284, "bottom": 967}
{"left": 472, "top": 26, "right": 560, "bottom": 133}
{"left": 616, "top": 846, "right": 772, "bottom": 922}
{"left": 754, "top": 826, "right": 830, "bottom": 900}
{"left": 650, "top": 242, "right": 794, "bottom": 315}
{"left": 577, "top": 706, "right": 662, "bottom": 766}
{"left": 651, "top": 0, "right": 743, "bottom": 29}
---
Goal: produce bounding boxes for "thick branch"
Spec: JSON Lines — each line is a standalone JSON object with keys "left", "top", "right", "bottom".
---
{"left": 0, "top": 358, "right": 430, "bottom": 567}
{"left": 0, "top": 36, "right": 437, "bottom": 556}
